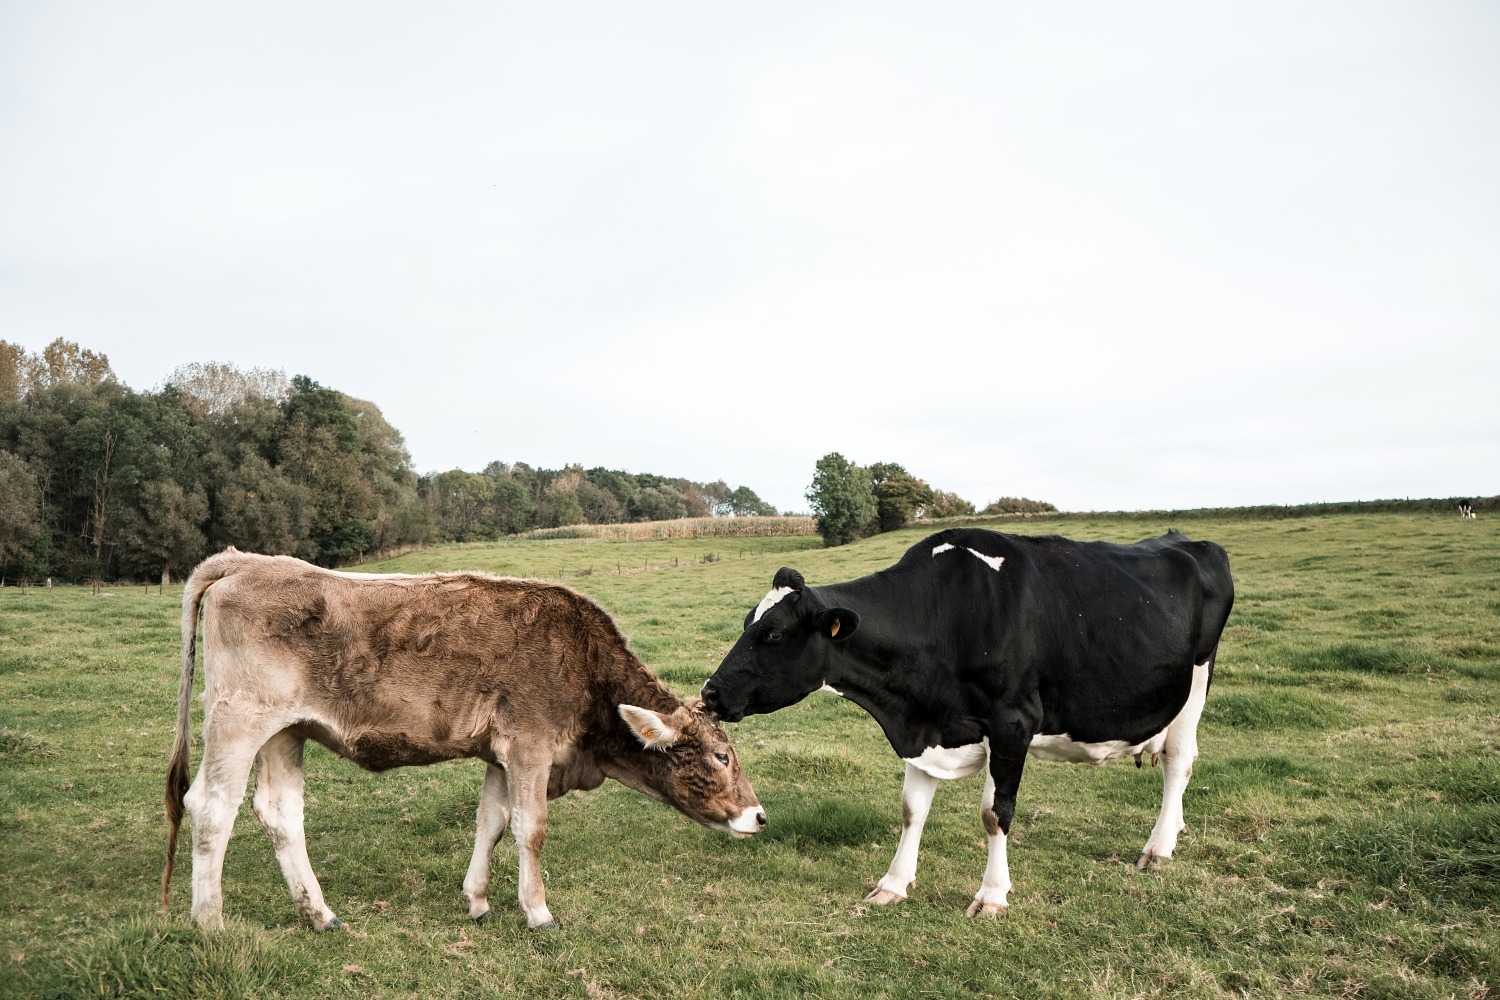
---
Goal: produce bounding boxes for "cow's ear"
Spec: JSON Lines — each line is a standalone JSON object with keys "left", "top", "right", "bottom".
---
{"left": 815, "top": 608, "right": 859, "bottom": 641}
{"left": 618, "top": 705, "right": 681, "bottom": 749}
{"left": 772, "top": 567, "right": 805, "bottom": 592}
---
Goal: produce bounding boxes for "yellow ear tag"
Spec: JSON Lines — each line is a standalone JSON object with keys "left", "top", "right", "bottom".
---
{"left": 829, "top": 618, "right": 841, "bottom": 638}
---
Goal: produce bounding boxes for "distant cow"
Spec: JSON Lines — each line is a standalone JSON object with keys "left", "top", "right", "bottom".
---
{"left": 163, "top": 550, "right": 764, "bottom": 931}
{"left": 1459, "top": 500, "right": 1476, "bottom": 519}
{"left": 701, "top": 528, "right": 1233, "bottom": 915}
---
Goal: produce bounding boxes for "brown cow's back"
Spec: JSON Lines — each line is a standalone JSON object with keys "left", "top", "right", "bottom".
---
{"left": 198, "top": 553, "right": 667, "bottom": 772}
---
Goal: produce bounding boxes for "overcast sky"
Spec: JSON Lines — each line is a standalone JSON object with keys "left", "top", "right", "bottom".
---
{"left": 2, "top": 2, "right": 1496, "bottom": 514}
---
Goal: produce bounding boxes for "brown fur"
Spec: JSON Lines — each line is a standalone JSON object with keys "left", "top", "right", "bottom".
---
{"left": 162, "top": 548, "right": 760, "bottom": 925}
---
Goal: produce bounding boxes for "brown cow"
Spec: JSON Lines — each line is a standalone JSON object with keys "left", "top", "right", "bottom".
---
{"left": 162, "top": 549, "right": 764, "bottom": 931}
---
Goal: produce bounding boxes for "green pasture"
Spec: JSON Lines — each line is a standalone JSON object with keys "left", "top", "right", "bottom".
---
{"left": 1, "top": 513, "right": 1496, "bottom": 998}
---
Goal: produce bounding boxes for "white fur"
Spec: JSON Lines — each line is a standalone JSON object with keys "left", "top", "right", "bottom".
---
{"left": 728, "top": 806, "right": 764, "bottom": 837}
{"left": 971, "top": 768, "right": 1011, "bottom": 914}
{"left": 1138, "top": 660, "right": 1212, "bottom": 866}
{"left": 1025, "top": 732, "right": 1170, "bottom": 764}
{"left": 872, "top": 762, "right": 940, "bottom": 899}
{"left": 752, "top": 586, "right": 795, "bottom": 623}
{"left": 819, "top": 683, "right": 844, "bottom": 697}
{"left": 930, "top": 542, "right": 1004, "bottom": 572}
{"left": 903, "top": 741, "right": 989, "bottom": 780}
{"left": 967, "top": 548, "right": 1005, "bottom": 572}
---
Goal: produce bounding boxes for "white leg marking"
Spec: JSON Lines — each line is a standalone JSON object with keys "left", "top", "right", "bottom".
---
{"left": 462, "top": 763, "right": 512, "bottom": 921}
{"left": 868, "top": 762, "right": 940, "bottom": 903}
{"left": 967, "top": 767, "right": 1011, "bottom": 916}
{"left": 251, "top": 730, "right": 339, "bottom": 930}
{"left": 1139, "top": 660, "right": 1211, "bottom": 868}
{"left": 752, "top": 586, "right": 795, "bottom": 622}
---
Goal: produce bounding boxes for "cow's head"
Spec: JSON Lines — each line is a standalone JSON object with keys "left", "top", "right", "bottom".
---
{"left": 615, "top": 699, "right": 765, "bottom": 837}
{"left": 700, "top": 567, "right": 859, "bottom": 723}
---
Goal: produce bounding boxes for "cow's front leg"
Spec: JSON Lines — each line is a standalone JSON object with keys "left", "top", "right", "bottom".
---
{"left": 968, "top": 722, "right": 1029, "bottom": 916}
{"left": 462, "top": 763, "right": 511, "bottom": 921}
{"left": 505, "top": 757, "right": 556, "bottom": 929}
{"left": 251, "top": 729, "right": 340, "bottom": 931}
{"left": 967, "top": 767, "right": 1011, "bottom": 916}
{"left": 868, "top": 762, "right": 939, "bottom": 905}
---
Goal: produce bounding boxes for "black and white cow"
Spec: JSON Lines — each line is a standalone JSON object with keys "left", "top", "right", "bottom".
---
{"left": 701, "top": 527, "right": 1234, "bottom": 915}
{"left": 1459, "top": 500, "right": 1476, "bottom": 519}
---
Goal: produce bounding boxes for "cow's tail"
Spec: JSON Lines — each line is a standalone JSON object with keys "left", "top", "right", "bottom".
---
{"left": 162, "top": 551, "right": 236, "bottom": 911}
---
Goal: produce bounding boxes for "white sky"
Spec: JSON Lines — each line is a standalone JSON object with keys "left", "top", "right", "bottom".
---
{"left": 3, "top": 1, "right": 1497, "bottom": 514}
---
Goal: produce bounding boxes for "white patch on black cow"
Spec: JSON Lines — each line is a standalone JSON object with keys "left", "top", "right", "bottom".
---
{"left": 819, "top": 683, "right": 844, "bottom": 697}
{"left": 903, "top": 740, "right": 989, "bottom": 780}
{"left": 932, "top": 542, "right": 1004, "bottom": 572}
{"left": 1027, "top": 731, "right": 1167, "bottom": 765}
{"left": 752, "top": 586, "right": 795, "bottom": 623}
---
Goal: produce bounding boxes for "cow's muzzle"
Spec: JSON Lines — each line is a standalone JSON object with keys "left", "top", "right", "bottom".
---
{"left": 699, "top": 680, "right": 743, "bottom": 722}
{"left": 727, "top": 807, "right": 767, "bottom": 838}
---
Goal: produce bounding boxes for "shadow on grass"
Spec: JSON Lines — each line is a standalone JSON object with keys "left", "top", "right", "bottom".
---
{"left": 757, "top": 797, "right": 887, "bottom": 851}
{"left": 1286, "top": 642, "right": 1453, "bottom": 676}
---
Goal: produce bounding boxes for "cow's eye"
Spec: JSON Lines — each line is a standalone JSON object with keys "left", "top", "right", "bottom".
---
{"left": 766, "top": 631, "right": 783, "bottom": 643}
{"left": 714, "top": 751, "right": 730, "bottom": 766}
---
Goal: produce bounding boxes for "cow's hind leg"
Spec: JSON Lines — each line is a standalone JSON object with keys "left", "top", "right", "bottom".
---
{"left": 251, "top": 729, "right": 340, "bottom": 930}
{"left": 461, "top": 763, "right": 511, "bottom": 922}
{"left": 868, "top": 762, "right": 940, "bottom": 905}
{"left": 1139, "top": 658, "right": 1212, "bottom": 869}
{"left": 183, "top": 713, "right": 277, "bottom": 929}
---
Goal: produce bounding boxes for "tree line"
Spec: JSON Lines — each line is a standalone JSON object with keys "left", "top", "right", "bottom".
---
{"left": 803, "top": 452, "right": 1055, "bottom": 547}
{"left": 0, "top": 340, "right": 778, "bottom": 584}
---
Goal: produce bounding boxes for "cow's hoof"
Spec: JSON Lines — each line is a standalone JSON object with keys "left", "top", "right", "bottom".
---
{"left": 864, "top": 888, "right": 905, "bottom": 906}
{"left": 1136, "top": 852, "right": 1160, "bottom": 870}
{"left": 965, "top": 899, "right": 1007, "bottom": 917}
{"left": 472, "top": 909, "right": 491, "bottom": 924}
{"left": 530, "top": 919, "right": 559, "bottom": 932}
{"left": 321, "top": 917, "right": 344, "bottom": 932}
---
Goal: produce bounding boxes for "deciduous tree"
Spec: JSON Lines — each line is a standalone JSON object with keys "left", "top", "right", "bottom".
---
{"left": 807, "top": 452, "right": 875, "bottom": 547}
{"left": 0, "top": 449, "right": 41, "bottom": 579}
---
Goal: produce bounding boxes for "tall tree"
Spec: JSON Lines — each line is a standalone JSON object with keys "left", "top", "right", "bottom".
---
{"left": 728, "top": 485, "right": 778, "bottom": 516}
{"left": 873, "top": 471, "right": 934, "bottom": 532}
{"left": 0, "top": 341, "right": 24, "bottom": 405}
{"left": 277, "top": 376, "right": 377, "bottom": 564}
{"left": 806, "top": 453, "right": 875, "bottom": 547}
{"left": 926, "top": 489, "right": 976, "bottom": 518}
{"left": 115, "top": 479, "right": 209, "bottom": 584}
{"left": 215, "top": 455, "right": 313, "bottom": 555}
{"left": 0, "top": 449, "right": 42, "bottom": 579}
{"left": 166, "top": 361, "right": 290, "bottom": 420}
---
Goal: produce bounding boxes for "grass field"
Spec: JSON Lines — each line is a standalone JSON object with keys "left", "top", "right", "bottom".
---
{"left": 1, "top": 513, "right": 1496, "bottom": 999}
